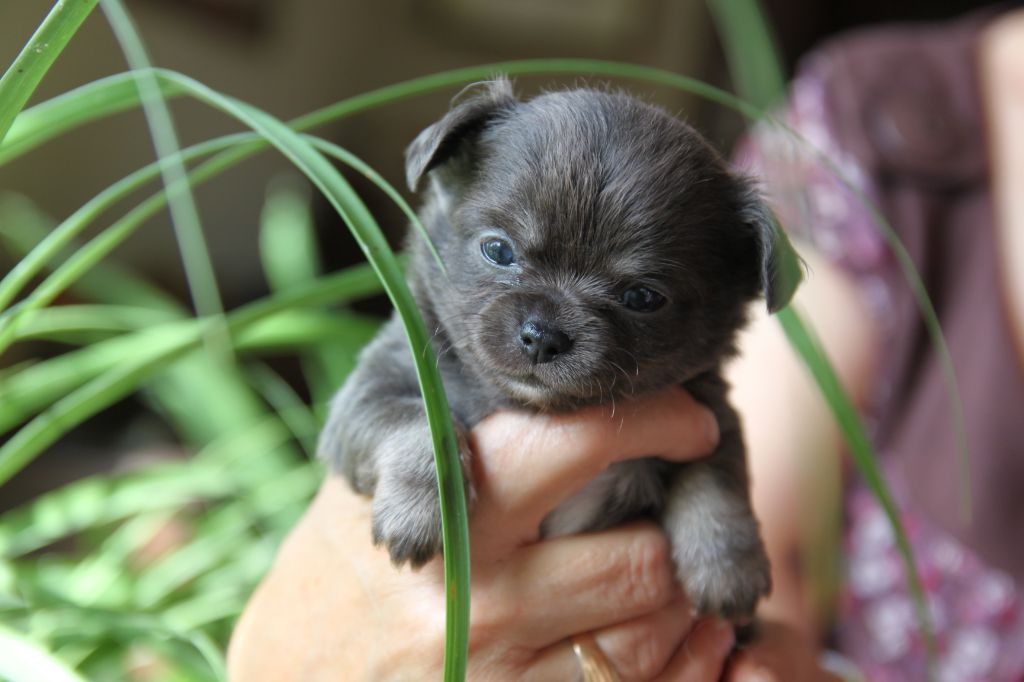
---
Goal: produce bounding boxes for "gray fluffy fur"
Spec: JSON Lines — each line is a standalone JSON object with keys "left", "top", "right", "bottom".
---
{"left": 317, "top": 79, "right": 801, "bottom": 618}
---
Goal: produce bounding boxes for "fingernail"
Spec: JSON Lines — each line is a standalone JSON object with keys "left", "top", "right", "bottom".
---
{"left": 703, "top": 408, "right": 720, "bottom": 448}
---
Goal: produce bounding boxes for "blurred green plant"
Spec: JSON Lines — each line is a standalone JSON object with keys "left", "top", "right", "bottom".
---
{"left": 0, "top": 1, "right": 954, "bottom": 680}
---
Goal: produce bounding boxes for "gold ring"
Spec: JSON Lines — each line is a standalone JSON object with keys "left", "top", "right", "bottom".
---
{"left": 571, "top": 632, "right": 622, "bottom": 682}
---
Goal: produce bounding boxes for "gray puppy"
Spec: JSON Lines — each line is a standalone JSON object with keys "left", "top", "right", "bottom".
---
{"left": 318, "top": 79, "right": 801, "bottom": 618}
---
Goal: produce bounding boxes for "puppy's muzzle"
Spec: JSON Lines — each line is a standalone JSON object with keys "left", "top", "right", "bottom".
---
{"left": 518, "top": 319, "right": 573, "bottom": 364}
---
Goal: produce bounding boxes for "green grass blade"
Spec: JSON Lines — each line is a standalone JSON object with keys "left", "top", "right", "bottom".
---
{"left": 13, "top": 601, "right": 225, "bottom": 681}
{"left": 706, "top": 0, "right": 786, "bottom": 110}
{"left": 0, "top": 0, "right": 98, "bottom": 144}
{"left": 0, "top": 133, "right": 248, "bottom": 314}
{"left": 708, "top": 0, "right": 940, "bottom": 662}
{"left": 12, "top": 304, "right": 179, "bottom": 341}
{"left": 0, "top": 308, "right": 377, "bottom": 437}
{"left": 0, "top": 196, "right": 280, "bottom": 452}
{"left": 5, "top": 62, "right": 758, "bottom": 164}
{"left": 152, "top": 72, "right": 471, "bottom": 680}
{"left": 99, "top": 0, "right": 225, "bottom": 331}
{"left": 777, "top": 307, "right": 935, "bottom": 651}
{"left": 0, "top": 320, "right": 192, "bottom": 434}
{"left": 305, "top": 135, "right": 445, "bottom": 274}
{"left": 0, "top": 72, "right": 185, "bottom": 166}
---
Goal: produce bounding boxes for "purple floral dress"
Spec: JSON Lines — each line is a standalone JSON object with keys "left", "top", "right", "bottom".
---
{"left": 735, "top": 35, "right": 1024, "bottom": 681}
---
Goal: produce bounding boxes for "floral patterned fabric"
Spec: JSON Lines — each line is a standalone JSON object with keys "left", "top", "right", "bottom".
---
{"left": 842, "top": 466, "right": 1024, "bottom": 681}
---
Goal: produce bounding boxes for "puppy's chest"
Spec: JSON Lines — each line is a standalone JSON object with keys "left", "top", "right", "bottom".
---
{"left": 438, "top": 361, "right": 519, "bottom": 427}
{"left": 540, "top": 458, "right": 671, "bottom": 537}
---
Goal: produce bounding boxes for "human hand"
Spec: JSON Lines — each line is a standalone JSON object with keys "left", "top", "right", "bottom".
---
{"left": 228, "top": 386, "right": 733, "bottom": 681}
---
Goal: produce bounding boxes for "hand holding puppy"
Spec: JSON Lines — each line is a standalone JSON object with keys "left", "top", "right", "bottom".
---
{"left": 229, "top": 388, "right": 738, "bottom": 680}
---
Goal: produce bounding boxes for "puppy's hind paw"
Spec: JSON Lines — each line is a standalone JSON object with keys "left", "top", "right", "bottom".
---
{"left": 679, "top": 542, "right": 772, "bottom": 621}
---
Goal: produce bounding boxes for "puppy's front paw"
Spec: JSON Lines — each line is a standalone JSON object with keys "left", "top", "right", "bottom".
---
{"left": 371, "top": 423, "right": 474, "bottom": 568}
{"left": 372, "top": 476, "right": 444, "bottom": 568}
{"left": 676, "top": 535, "right": 772, "bottom": 620}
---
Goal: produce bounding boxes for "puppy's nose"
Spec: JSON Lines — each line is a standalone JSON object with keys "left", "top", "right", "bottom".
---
{"left": 519, "top": 319, "right": 573, "bottom": 364}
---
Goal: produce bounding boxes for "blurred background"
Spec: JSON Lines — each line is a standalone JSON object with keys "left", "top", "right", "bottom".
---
{"left": 0, "top": 0, "right": 996, "bottom": 493}
{"left": 0, "top": 0, "right": 997, "bottom": 305}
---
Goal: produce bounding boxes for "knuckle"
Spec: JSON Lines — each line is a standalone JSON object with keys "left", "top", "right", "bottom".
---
{"left": 623, "top": 531, "right": 674, "bottom": 610}
{"left": 467, "top": 617, "right": 501, "bottom": 653}
{"left": 467, "top": 589, "right": 511, "bottom": 650}
{"left": 613, "top": 621, "right": 668, "bottom": 681}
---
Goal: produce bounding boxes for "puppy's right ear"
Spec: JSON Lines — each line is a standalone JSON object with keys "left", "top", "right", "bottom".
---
{"left": 405, "top": 78, "right": 517, "bottom": 192}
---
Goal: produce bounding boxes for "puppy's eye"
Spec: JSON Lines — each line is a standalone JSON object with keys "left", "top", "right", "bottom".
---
{"left": 621, "top": 286, "right": 667, "bottom": 313}
{"left": 481, "top": 238, "right": 515, "bottom": 266}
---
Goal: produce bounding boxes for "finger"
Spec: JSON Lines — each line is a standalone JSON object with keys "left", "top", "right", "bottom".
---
{"left": 470, "top": 385, "right": 719, "bottom": 541}
{"left": 525, "top": 596, "right": 695, "bottom": 682}
{"left": 654, "top": 618, "right": 734, "bottom": 682}
{"left": 723, "top": 622, "right": 844, "bottom": 682}
{"left": 476, "top": 523, "right": 680, "bottom": 649}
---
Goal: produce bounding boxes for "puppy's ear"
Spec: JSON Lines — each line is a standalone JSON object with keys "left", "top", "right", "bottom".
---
{"left": 405, "top": 78, "right": 517, "bottom": 192}
{"left": 740, "top": 189, "right": 803, "bottom": 313}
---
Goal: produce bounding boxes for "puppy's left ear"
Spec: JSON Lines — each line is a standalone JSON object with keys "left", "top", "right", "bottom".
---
{"left": 740, "top": 190, "right": 803, "bottom": 313}
{"left": 405, "top": 77, "right": 518, "bottom": 192}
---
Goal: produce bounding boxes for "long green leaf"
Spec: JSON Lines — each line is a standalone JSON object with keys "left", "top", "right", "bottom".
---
{"left": 245, "top": 364, "right": 320, "bottom": 458}
{"left": 706, "top": 0, "right": 786, "bottom": 111}
{"left": 0, "top": 0, "right": 98, "bottom": 144}
{"left": 100, "top": 0, "right": 226, "bottom": 330}
{"left": 151, "top": 71, "right": 471, "bottom": 681}
{"left": 12, "top": 600, "right": 225, "bottom": 681}
{"left": 778, "top": 308, "right": 935, "bottom": 652}
{"left": 12, "top": 304, "right": 179, "bottom": 341}
{"left": 306, "top": 135, "right": 444, "bottom": 273}
{"left": 0, "top": 71, "right": 184, "bottom": 165}
{"left": 709, "top": 0, "right": 940, "bottom": 663}
{"left": 0, "top": 263, "right": 381, "bottom": 475}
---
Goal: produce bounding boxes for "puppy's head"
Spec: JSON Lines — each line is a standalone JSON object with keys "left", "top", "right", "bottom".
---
{"left": 407, "top": 79, "right": 801, "bottom": 409}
